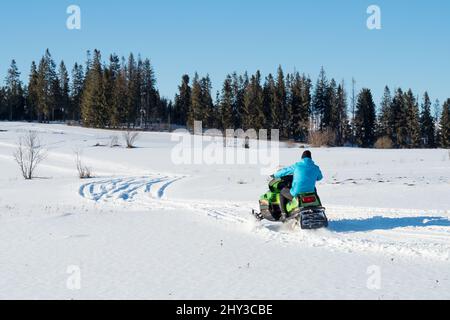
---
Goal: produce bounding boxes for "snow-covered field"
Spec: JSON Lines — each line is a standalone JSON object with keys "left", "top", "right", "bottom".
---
{"left": 0, "top": 122, "right": 449, "bottom": 299}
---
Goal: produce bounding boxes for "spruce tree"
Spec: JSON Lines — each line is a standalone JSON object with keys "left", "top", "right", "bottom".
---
{"left": 390, "top": 88, "right": 407, "bottom": 147}
{"left": 311, "top": 67, "right": 328, "bottom": 131}
{"left": 173, "top": 75, "right": 191, "bottom": 126}
{"left": 274, "top": 66, "right": 286, "bottom": 135}
{"left": 378, "top": 86, "right": 392, "bottom": 139}
{"left": 243, "top": 71, "right": 264, "bottom": 131}
{"left": 263, "top": 73, "right": 275, "bottom": 130}
{"left": 219, "top": 75, "right": 234, "bottom": 130}
{"left": 404, "top": 89, "right": 421, "bottom": 148}
{"left": 189, "top": 73, "right": 202, "bottom": 130}
{"left": 58, "top": 61, "right": 70, "bottom": 121}
{"left": 335, "top": 82, "right": 348, "bottom": 146}
{"left": 5, "top": 60, "right": 24, "bottom": 121}
{"left": 200, "top": 75, "right": 215, "bottom": 128}
{"left": 70, "top": 63, "right": 84, "bottom": 121}
{"left": 80, "top": 49, "right": 107, "bottom": 127}
{"left": 26, "top": 61, "right": 39, "bottom": 121}
{"left": 354, "top": 88, "right": 376, "bottom": 147}
{"left": 439, "top": 99, "right": 450, "bottom": 148}
{"left": 420, "top": 92, "right": 435, "bottom": 148}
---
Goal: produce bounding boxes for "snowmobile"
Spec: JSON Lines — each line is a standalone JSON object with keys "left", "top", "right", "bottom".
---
{"left": 252, "top": 175, "right": 328, "bottom": 230}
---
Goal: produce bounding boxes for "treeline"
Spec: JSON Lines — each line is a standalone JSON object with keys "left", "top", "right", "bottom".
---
{"left": 173, "top": 66, "right": 450, "bottom": 148}
{"left": 1, "top": 49, "right": 449, "bottom": 148}
{"left": 0, "top": 49, "right": 171, "bottom": 128}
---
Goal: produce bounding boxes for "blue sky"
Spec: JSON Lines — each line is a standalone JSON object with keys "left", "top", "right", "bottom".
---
{"left": 0, "top": 0, "right": 449, "bottom": 106}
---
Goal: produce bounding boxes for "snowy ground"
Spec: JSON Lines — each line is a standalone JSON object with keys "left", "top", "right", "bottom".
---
{"left": 0, "top": 122, "right": 449, "bottom": 299}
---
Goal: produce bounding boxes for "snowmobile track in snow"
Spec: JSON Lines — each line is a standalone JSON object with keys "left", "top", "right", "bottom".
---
{"left": 78, "top": 175, "right": 450, "bottom": 261}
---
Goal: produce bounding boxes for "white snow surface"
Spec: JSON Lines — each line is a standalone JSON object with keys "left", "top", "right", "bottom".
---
{"left": 0, "top": 122, "right": 449, "bottom": 299}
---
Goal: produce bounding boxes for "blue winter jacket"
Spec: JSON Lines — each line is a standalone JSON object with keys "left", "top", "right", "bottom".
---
{"left": 274, "top": 158, "right": 323, "bottom": 197}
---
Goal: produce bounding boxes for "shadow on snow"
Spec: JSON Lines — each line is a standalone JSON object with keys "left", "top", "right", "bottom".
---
{"left": 328, "top": 216, "right": 450, "bottom": 233}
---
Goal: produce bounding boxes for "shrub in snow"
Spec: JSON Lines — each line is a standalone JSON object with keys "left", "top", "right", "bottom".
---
{"left": 375, "top": 136, "right": 393, "bottom": 149}
{"left": 123, "top": 130, "right": 140, "bottom": 149}
{"left": 13, "top": 131, "right": 46, "bottom": 180}
{"left": 74, "top": 150, "right": 93, "bottom": 179}
{"left": 110, "top": 135, "right": 120, "bottom": 148}
{"left": 308, "top": 129, "right": 336, "bottom": 147}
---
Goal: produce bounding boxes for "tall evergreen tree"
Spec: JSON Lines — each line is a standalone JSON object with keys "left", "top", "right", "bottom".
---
{"left": 173, "top": 75, "right": 191, "bottom": 126}
{"left": 200, "top": 75, "right": 215, "bottom": 128}
{"left": 219, "top": 75, "right": 234, "bottom": 130}
{"left": 243, "top": 71, "right": 264, "bottom": 131}
{"left": 335, "top": 82, "right": 349, "bottom": 146}
{"left": 274, "top": 66, "right": 286, "bottom": 135}
{"left": 390, "top": 88, "right": 408, "bottom": 147}
{"left": 378, "top": 86, "right": 392, "bottom": 139}
{"left": 404, "top": 89, "right": 421, "bottom": 148}
{"left": 311, "top": 67, "right": 329, "bottom": 131}
{"left": 4, "top": 60, "right": 24, "bottom": 121}
{"left": 70, "top": 63, "right": 84, "bottom": 121}
{"left": 420, "top": 92, "right": 436, "bottom": 148}
{"left": 439, "top": 99, "right": 450, "bottom": 148}
{"left": 58, "top": 61, "right": 70, "bottom": 121}
{"left": 80, "top": 49, "right": 107, "bottom": 127}
{"left": 354, "top": 88, "right": 376, "bottom": 147}
{"left": 26, "top": 61, "right": 39, "bottom": 121}
{"left": 189, "top": 73, "right": 202, "bottom": 130}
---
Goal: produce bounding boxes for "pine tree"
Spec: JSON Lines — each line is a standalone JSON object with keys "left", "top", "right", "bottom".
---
{"left": 243, "top": 71, "right": 264, "bottom": 131}
{"left": 26, "top": 61, "right": 39, "bottom": 121}
{"left": 111, "top": 66, "right": 128, "bottom": 128}
{"left": 58, "top": 61, "right": 70, "bottom": 121}
{"left": 439, "top": 99, "right": 450, "bottom": 148}
{"left": 311, "top": 67, "right": 329, "bottom": 131}
{"left": 219, "top": 75, "right": 234, "bottom": 130}
{"left": 289, "top": 72, "right": 311, "bottom": 141}
{"left": 80, "top": 49, "right": 107, "bottom": 127}
{"left": 335, "top": 82, "right": 348, "bottom": 146}
{"left": 354, "top": 88, "right": 376, "bottom": 147}
{"left": 70, "top": 63, "right": 84, "bottom": 121}
{"left": 420, "top": 92, "right": 435, "bottom": 148}
{"left": 189, "top": 73, "right": 202, "bottom": 130}
{"left": 263, "top": 73, "right": 275, "bottom": 130}
{"left": 274, "top": 66, "right": 286, "bottom": 136}
{"left": 173, "top": 75, "right": 191, "bottom": 126}
{"left": 404, "top": 89, "right": 421, "bottom": 148}
{"left": 140, "top": 58, "right": 157, "bottom": 127}
{"left": 378, "top": 86, "right": 392, "bottom": 139}
{"left": 199, "top": 75, "right": 214, "bottom": 128}
{"left": 390, "top": 88, "right": 408, "bottom": 147}
{"left": 231, "top": 72, "right": 247, "bottom": 129}
{"left": 325, "top": 78, "right": 337, "bottom": 132}
{"left": 5, "top": 60, "right": 24, "bottom": 121}
{"left": 0, "top": 87, "right": 6, "bottom": 120}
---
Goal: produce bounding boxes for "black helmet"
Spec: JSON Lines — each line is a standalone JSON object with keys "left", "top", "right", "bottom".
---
{"left": 302, "top": 150, "right": 312, "bottom": 159}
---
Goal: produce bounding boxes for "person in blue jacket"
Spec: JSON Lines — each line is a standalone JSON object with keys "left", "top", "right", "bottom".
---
{"left": 272, "top": 150, "right": 323, "bottom": 217}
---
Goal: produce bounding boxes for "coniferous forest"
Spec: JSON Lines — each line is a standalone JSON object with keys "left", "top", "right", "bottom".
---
{"left": 1, "top": 49, "right": 449, "bottom": 149}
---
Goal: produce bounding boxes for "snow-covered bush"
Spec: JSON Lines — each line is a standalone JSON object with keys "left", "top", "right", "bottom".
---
{"left": 123, "top": 130, "right": 140, "bottom": 148}
{"left": 13, "top": 131, "right": 46, "bottom": 180}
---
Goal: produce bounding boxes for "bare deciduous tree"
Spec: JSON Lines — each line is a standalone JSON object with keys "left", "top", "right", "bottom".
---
{"left": 123, "top": 130, "right": 140, "bottom": 149}
{"left": 13, "top": 131, "right": 46, "bottom": 180}
{"left": 74, "top": 150, "right": 93, "bottom": 179}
